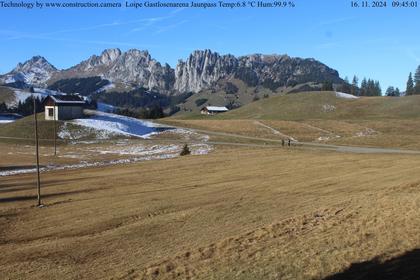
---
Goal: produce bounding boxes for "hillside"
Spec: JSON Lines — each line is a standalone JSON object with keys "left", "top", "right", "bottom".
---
{"left": 0, "top": 86, "right": 15, "bottom": 104}
{"left": 211, "top": 91, "right": 420, "bottom": 120}
{"left": 0, "top": 110, "right": 170, "bottom": 144}
{"left": 0, "top": 113, "right": 64, "bottom": 144}
{"left": 163, "top": 92, "right": 420, "bottom": 150}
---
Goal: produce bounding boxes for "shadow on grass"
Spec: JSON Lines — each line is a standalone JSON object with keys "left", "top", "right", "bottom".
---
{"left": 0, "top": 188, "right": 105, "bottom": 203}
{"left": 324, "top": 249, "right": 420, "bottom": 280}
{"left": 0, "top": 175, "right": 108, "bottom": 192}
{"left": 0, "top": 165, "right": 45, "bottom": 172}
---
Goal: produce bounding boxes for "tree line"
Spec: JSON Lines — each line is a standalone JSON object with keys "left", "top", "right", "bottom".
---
{"left": 405, "top": 65, "right": 420, "bottom": 95}
{"left": 0, "top": 97, "right": 43, "bottom": 116}
{"left": 335, "top": 76, "right": 382, "bottom": 96}
{"left": 335, "top": 64, "right": 420, "bottom": 97}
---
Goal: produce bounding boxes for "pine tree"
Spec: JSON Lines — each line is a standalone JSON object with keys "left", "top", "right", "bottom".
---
{"left": 360, "top": 78, "right": 367, "bottom": 96}
{"left": 395, "top": 87, "right": 400, "bottom": 97}
{"left": 414, "top": 66, "right": 420, "bottom": 94}
{"left": 406, "top": 72, "right": 414, "bottom": 95}
{"left": 351, "top": 75, "right": 359, "bottom": 96}
{"left": 386, "top": 86, "right": 395, "bottom": 96}
{"left": 374, "top": 80, "right": 382, "bottom": 96}
{"left": 367, "top": 79, "right": 374, "bottom": 96}
{"left": 0, "top": 102, "right": 8, "bottom": 113}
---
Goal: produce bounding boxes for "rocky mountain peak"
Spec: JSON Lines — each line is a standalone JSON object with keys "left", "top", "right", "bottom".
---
{"left": 175, "top": 50, "right": 342, "bottom": 93}
{"left": 48, "top": 48, "right": 174, "bottom": 92}
{"left": 0, "top": 56, "right": 57, "bottom": 86}
{"left": 98, "top": 48, "right": 122, "bottom": 65}
{"left": 13, "top": 55, "right": 57, "bottom": 73}
{"left": 1, "top": 48, "right": 344, "bottom": 94}
{"left": 175, "top": 49, "right": 238, "bottom": 93}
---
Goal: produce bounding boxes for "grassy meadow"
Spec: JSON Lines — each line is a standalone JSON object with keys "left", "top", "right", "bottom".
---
{"left": 1, "top": 91, "right": 420, "bottom": 279}
{"left": 1, "top": 147, "right": 420, "bottom": 279}
{"left": 162, "top": 92, "right": 420, "bottom": 150}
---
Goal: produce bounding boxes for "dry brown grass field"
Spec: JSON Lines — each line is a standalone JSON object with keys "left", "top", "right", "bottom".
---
{"left": 161, "top": 118, "right": 420, "bottom": 150}
{"left": 2, "top": 92, "right": 420, "bottom": 279}
{"left": 1, "top": 145, "right": 420, "bottom": 279}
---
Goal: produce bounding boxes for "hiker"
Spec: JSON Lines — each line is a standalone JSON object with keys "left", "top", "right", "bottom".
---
{"left": 288, "top": 139, "right": 291, "bottom": 146}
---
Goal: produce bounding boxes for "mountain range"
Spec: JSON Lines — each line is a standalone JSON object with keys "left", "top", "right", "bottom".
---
{"left": 0, "top": 48, "right": 344, "bottom": 95}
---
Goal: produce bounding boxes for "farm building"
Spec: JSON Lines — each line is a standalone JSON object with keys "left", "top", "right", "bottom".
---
{"left": 200, "top": 106, "right": 229, "bottom": 115}
{"left": 43, "top": 95, "right": 86, "bottom": 121}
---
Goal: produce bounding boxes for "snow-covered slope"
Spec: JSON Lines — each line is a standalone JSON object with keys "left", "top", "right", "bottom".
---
{"left": 60, "top": 111, "right": 164, "bottom": 140}
{"left": 0, "top": 115, "right": 18, "bottom": 124}
{"left": 97, "top": 102, "right": 115, "bottom": 113}
{"left": 8, "top": 87, "right": 63, "bottom": 107}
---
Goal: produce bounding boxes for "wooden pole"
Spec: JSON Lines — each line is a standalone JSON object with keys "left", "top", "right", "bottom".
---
{"left": 33, "top": 96, "right": 42, "bottom": 206}
{"left": 53, "top": 107, "right": 57, "bottom": 156}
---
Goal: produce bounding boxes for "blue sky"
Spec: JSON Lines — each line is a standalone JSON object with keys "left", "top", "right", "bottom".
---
{"left": 1, "top": 1, "right": 419, "bottom": 90}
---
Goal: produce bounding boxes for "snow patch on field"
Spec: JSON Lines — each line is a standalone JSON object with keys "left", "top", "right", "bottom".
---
{"left": 0, "top": 154, "right": 176, "bottom": 177}
{"left": 322, "top": 104, "right": 336, "bottom": 112}
{"left": 317, "top": 135, "right": 341, "bottom": 142}
{"left": 354, "top": 128, "right": 377, "bottom": 137}
{"left": 0, "top": 115, "right": 20, "bottom": 124}
{"left": 59, "top": 111, "right": 167, "bottom": 140}
{"left": 58, "top": 122, "right": 118, "bottom": 140}
{"left": 336, "top": 92, "right": 359, "bottom": 99}
{"left": 1, "top": 110, "right": 213, "bottom": 177}
{"left": 0, "top": 142, "right": 212, "bottom": 177}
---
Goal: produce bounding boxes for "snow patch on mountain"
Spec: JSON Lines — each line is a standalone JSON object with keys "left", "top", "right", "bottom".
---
{"left": 8, "top": 87, "right": 63, "bottom": 107}
{"left": 95, "top": 82, "right": 115, "bottom": 93}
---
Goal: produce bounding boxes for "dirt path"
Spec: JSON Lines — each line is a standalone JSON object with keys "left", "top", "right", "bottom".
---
{"left": 253, "top": 121, "right": 298, "bottom": 141}
{"left": 302, "top": 122, "right": 337, "bottom": 135}
{"left": 173, "top": 126, "right": 420, "bottom": 155}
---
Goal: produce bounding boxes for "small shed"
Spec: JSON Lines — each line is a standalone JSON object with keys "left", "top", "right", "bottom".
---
{"left": 201, "top": 106, "right": 229, "bottom": 115}
{"left": 43, "top": 95, "right": 86, "bottom": 121}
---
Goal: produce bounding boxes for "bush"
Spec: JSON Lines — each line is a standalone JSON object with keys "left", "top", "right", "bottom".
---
{"left": 180, "top": 144, "right": 191, "bottom": 156}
